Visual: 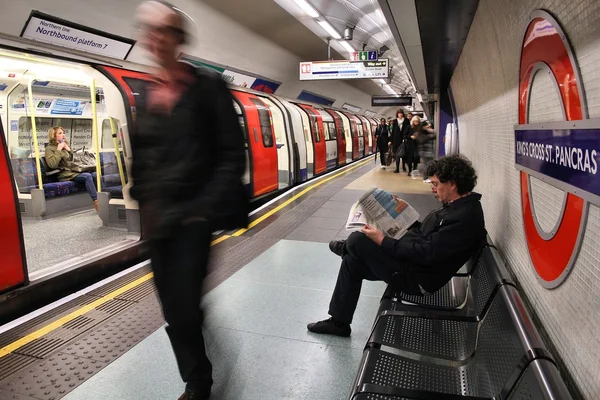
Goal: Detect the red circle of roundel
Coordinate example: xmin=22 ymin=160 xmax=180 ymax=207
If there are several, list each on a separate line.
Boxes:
xmin=518 ymin=15 xmax=586 ymax=284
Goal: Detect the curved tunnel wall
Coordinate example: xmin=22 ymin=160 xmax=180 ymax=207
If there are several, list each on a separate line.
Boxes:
xmin=450 ymin=0 xmax=600 ymax=398
xmin=0 ymin=0 xmax=379 ymax=113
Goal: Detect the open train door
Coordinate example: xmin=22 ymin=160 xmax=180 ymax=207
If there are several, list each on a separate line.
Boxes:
xmin=232 ymin=91 xmax=278 ymax=197
xmin=0 ymin=115 xmax=28 ymax=293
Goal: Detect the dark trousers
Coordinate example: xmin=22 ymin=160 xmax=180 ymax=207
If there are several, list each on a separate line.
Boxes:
xmin=396 ymin=157 xmax=411 ymax=174
xmin=150 ymin=222 xmax=213 ymax=392
xmin=328 ymin=232 xmax=420 ymax=325
xmin=379 ymin=148 xmax=387 ymax=166
xmin=73 ymin=172 xmax=98 ymax=201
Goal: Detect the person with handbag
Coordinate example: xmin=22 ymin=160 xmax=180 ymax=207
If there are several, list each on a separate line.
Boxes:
xmin=391 ymin=109 xmax=410 ymax=173
xmin=45 ymin=126 xmax=98 ymax=211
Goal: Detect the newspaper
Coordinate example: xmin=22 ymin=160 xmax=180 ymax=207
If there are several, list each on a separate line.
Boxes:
xmin=346 ymin=188 xmax=420 ymax=239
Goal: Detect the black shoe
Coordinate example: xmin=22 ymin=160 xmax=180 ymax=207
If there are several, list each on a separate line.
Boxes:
xmin=393 ymin=170 xmax=399 ymax=173
xmin=307 ymin=317 xmax=351 ymax=337
xmin=178 ymin=386 xmax=211 ymax=400
xmin=329 ymin=240 xmax=345 ymax=257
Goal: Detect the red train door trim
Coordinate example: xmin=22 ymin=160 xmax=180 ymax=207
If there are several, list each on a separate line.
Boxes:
xmin=0 ymin=118 xmax=28 ymax=293
xmin=232 ymin=91 xmax=278 ymax=197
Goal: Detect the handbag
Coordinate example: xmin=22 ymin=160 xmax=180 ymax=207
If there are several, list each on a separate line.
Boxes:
xmin=385 ymin=149 xmax=394 ymax=166
xmin=69 ymin=147 xmax=97 ymax=172
xmin=396 ymin=142 xmax=406 ymax=158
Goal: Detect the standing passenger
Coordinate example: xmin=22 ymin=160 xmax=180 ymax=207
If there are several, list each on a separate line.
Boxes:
xmin=391 ymin=109 xmax=409 ymax=173
xmin=375 ymin=118 xmax=389 ymax=169
xmin=132 ymin=2 xmax=249 ymax=399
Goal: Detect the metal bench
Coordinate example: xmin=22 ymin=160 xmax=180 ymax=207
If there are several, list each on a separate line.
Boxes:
xmin=373 ymin=246 xmax=513 ymax=342
xmin=349 ymin=285 xmax=572 ymax=399
xmin=367 ymin=247 xmax=514 ymax=362
xmin=350 ymin=359 xmax=571 ymax=400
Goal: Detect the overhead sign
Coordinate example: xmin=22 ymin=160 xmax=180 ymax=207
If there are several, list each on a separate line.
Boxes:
xmin=350 ymin=51 xmax=378 ymax=61
xmin=297 ymin=90 xmax=335 ymax=106
xmin=364 ymin=110 xmax=377 ymax=118
xmin=371 ymin=96 xmax=412 ymax=107
xmin=181 ymin=55 xmax=281 ymax=94
xmin=299 ymin=59 xmax=389 ymax=81
xmin=20 ymin=11 xmax=135 ymax=60
xmin=341 ymin=103 xmax=361 ymax=113
xmin=221 ymin=70 xmax=256 ymax=88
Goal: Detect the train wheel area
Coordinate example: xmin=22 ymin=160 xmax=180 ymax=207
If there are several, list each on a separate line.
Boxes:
xmin=0 ymin=159 xmax=439 ymax=400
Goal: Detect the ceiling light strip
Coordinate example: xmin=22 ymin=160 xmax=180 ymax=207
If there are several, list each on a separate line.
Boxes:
xmin=292 ymin=0 xmax=320 ymax=18
xmin=317 ymin=20 xmax=342 ymax=39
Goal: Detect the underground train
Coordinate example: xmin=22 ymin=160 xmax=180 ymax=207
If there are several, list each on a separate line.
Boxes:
xmin=0 ymin=44 xmax=382 ymax=322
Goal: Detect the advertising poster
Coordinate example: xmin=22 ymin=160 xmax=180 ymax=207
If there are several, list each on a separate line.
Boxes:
xmin=51 ymin=99 xmax=87 ymax=115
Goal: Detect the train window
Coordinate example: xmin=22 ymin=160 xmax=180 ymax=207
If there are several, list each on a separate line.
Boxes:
xmin=323 ymin=123 xmax=331 ymax=141
xmin=328 ymin=122 xmax=337 ymax=140
xmin=101 ymin=119 xmax=123 ymax=149
xmin=249 ymin=98 xmax=274 ymax=148
xmin=232 ymin=100 xmax=248 ymax=145
xmin=311 ymin=118 xmax=321 ymax=142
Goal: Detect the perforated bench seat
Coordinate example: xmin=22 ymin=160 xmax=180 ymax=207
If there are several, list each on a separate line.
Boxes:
xmin=356 ymin=285 xmax=544 ymax=398
xmin=350 ymin=359 xmax=570 ymax=400
xmin=376 ymin=247 xmax=511 ymax=322
xmin=369 ymin=314 xmax=477 ymax=361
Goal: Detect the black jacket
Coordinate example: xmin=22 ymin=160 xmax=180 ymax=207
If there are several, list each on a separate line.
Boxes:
xmin=129 ymin=66 xmax=250 ymax=237
xmin=391 ymin=118 xmax=410 ymax=152
xmin=375 ymin=125 xmax=389 ymax=151
xmin=381 ymin=193 xmax=487 ymax=293
xmin=403 ymin=125 xmax=419 ymax=163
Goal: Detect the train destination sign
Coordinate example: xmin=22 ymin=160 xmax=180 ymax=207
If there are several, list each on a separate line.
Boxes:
xmin=371 ymin=96 xmax=412 ymax=107
xmin=514 ymin=123 xmax=600 ymax=204
xmin=299 ymin=59 xmax=389 ymax=81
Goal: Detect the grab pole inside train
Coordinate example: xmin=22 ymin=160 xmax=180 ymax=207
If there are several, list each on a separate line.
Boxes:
xmin=109 ymin=117 xmax=126 ymax=188
xmin=89 ymin=78 xmax=102 ymax=191
xmin=26 ymin=78 xmax=43 ymax=191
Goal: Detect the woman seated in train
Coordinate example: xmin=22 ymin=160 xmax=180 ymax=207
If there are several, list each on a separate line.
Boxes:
xmin=45 ymin=126 xmax=99 ymax=212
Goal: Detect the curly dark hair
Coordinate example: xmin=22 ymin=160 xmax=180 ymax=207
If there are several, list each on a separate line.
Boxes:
xmin=426 ymin=154 xmax=478 ymax=194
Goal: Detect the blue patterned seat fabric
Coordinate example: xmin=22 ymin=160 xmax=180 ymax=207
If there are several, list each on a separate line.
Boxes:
xmin=10 ymin=151 xmax=127 ymax=199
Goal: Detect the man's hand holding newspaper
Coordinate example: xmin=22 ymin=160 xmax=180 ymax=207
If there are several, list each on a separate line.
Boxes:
xmin=361 ymin=224 xmax=385 ymax=245
xmin=346 ymin=188 xmax=420 ymax=241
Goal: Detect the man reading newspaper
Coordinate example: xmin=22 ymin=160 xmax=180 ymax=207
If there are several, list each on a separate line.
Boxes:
xmin=345 ymin=189 xmax=420 ymax=240
xmin=308 ymin=155 xmax=487 ymax=337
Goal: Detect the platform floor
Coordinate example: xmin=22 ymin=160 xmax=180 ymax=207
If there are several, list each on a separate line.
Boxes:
xmin=0 ymin=160 xmax=439 ymax=400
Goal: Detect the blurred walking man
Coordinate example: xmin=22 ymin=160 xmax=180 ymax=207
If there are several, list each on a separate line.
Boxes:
xmin=132 ymin=2 xmax=249 ymax=398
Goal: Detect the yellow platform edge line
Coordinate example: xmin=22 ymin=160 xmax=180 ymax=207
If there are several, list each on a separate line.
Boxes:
xmin=0 ymin=156 xmax=372 ymax=359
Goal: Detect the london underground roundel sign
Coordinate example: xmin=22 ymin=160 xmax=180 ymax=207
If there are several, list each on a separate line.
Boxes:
xmin=517 ymin=10 xmax=589 ymax=288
